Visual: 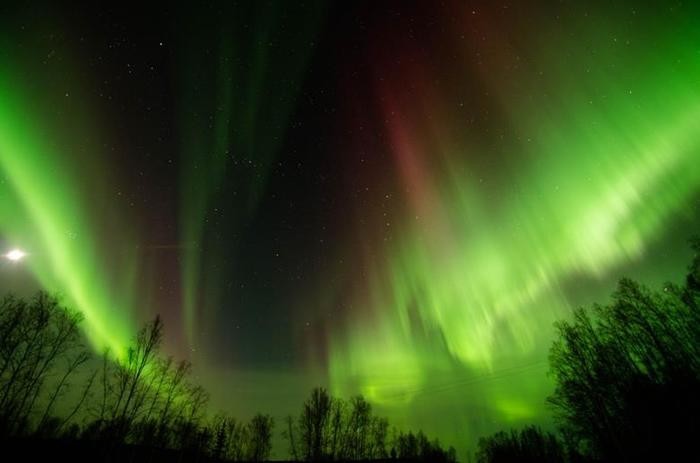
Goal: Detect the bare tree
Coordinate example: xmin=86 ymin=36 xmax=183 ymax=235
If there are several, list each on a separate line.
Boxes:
xmin=285 ymin=388 xmax=404 ymax=461
xmin=156 ymin=359 xmax=191 ymax=446
xmin=60 ymin=367 xmax=98 ymax=431
xmin=549 ymin=273 xmax=700 ymax=462
xmin=247 ymin=413 xmax=274 ymax=461
xmin=37 ymin=349 xmax=90 ymax=433
xmin=114 ymin=316 xmax=164 ymax=424
xmin=0 ymin=293 xmax=84 ymax=436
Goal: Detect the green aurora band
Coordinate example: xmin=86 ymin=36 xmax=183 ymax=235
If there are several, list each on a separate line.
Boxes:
xmin=178 ymin=2 xmax=324 ymax=347
xmin=327 ymin=2 xmax=700 ymax=452
xmin=0 ymin=61 xmax=135 ymax=358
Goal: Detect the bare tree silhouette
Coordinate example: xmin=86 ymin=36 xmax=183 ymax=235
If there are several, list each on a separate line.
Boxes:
xmin=475 ymin=426 xmax=566 ymax=463
xmin=0 ymin=293 xmax=86 ymax=437
xmin=285 ymin=387 xmax=454 ymax=461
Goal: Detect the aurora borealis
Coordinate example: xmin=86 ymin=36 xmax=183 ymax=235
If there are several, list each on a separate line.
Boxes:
xmin=1 ymin=1 xmax=699 ymax=459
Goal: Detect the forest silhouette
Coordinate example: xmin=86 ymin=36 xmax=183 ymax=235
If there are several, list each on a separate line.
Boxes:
xmin=0 ymin=292 xmax=455 ymax=462
xmin=476 ymin=239 xmax=700 ymax=463
xmin=1 ymin=239 xmax=699 ymax=462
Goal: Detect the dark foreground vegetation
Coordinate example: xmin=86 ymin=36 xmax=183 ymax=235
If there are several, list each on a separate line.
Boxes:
xmin=2 ymin=239 xmax=699 ymax=462
xmin=476 ymin=239 xmax=700 ymax=463
xmin=0 ymin=292 xmax=454 ymax=462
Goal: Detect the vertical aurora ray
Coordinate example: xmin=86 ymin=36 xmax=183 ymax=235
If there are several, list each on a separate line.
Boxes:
xmin=328 ymin=1 xmax=700 ymax=453
xmin=0 ymin=59 xmax=135 ymax=357
xmin=178 ymin=2 xmax=324 ymax=349
xmin=179 ymin=28 xmax=235 ymax=346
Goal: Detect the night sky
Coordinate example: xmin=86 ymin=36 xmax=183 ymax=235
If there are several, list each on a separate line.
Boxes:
xmin=1 ymin=1 xmax=700 ymax=458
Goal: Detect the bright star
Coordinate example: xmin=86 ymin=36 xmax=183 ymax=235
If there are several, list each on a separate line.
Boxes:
xmin=5 ymin=249 xmax=26 ymax=262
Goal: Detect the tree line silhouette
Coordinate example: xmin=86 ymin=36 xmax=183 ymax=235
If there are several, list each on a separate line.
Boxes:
xmin=475 ymin=239 xmax=700 ymax=463
xmin=283 ymin=387 xmax=456 ymax=462
xmin=0 ymin=294 xmax=275 ymax=461
xmin=3 ymin=238 xmax=699 ymax=462
xmin=0 ymin=292 xmax=455 ymax=461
